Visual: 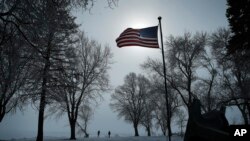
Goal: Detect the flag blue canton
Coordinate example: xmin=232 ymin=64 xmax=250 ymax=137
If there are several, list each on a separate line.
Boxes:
xmin=116 ymin=26 xmax=159 ymax=48
xmin=139 ymin=26 xmax=158 ymax=38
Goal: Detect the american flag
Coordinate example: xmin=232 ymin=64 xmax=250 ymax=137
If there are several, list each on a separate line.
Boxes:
xmin=116 ymin=26 xmax=159 ymax=48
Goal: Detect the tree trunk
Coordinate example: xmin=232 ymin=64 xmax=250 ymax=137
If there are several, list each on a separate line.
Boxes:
xmin=168 ymin=112 xmax=173 ymax=138
xmin=133 ymin=124 xmax=139 ymax=136
xmin=163 ymin=131 xmax=166 ymax=136
xmin=168 ymin=123 xmax=172 ymax=137
xmin=237 ymin=104 xmax=248 ymax=125
xmin=36 ymin=44 xmax=51 ymax=141
xmin=161 ymin=125 xmax=166 ymax=136
xmin=147 ymin=127 xmax=151 ymax=136
xmin=70 ymin=120 xmax=76 ymax=140
xmin=242 ymin=109 xmax=249 ymax=125
xmin=181 ymin=124 xmax=183 ymax=137
xmin=36 ymin=84 xmax=46 ymax=141
xmin=247 ymin=104 xmax=250 ymax=125
xmin=0 ymin=105 xmax=5 ymax=122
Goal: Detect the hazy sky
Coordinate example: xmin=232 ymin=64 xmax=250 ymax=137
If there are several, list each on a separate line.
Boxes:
xmin=0 ymin=0 xmax=238 ymax=139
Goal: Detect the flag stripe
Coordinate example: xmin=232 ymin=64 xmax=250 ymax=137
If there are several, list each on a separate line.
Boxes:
xmin=117 ymin=39 xmax=158 ymax=45
xmin=116 ymin=26 xmax=159 ymax=48
xmin=116 ymin=35 xmax=157 ymax=41
xmin=120 ymin=29 xmax=140 ymax=36
xmin=120 ymin=32 xmax=140 ymax=37
xmin=123 ymin=28 xmax=140 ymax=32
xmin=117 ymin=42 xmax=159 ymax=48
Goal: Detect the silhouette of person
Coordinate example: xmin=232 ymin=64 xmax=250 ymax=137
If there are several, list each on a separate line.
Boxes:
xmin=108 ymin=131 xmax=111 ymax=138
xmin=97 ymin=130 xmax=100 ymax=137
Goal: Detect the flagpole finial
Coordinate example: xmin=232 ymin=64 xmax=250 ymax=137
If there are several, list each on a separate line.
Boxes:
xmin=158 ymin=16 xmax=162 ymax=20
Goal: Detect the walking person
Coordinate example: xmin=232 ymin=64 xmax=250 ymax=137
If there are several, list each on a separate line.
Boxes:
xmin=97 ymin=130 xmax=100 ymax=137
xmin=108 ymin=131 xmax=111 ymax=138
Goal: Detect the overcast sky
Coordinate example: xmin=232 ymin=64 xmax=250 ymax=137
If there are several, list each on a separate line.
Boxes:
xmin=0 ymin=0 xmax=240 ymax=139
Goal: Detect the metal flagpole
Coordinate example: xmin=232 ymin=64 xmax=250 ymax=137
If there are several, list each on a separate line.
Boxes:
xmin=158 ymin=16 xmax=171 ymax=141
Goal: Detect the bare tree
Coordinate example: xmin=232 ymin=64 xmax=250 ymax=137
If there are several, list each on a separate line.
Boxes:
xmin=0 ymin=23 xmax=32 ymax=122
xmin=20 ymin=1 xmax=78 ymax=141
xmin=148 ymin=74 xmax=180 ymax=136
xmin=194 ymin=51 xmax=220 ymax=113
xmin=142 ymin=32 xmax=207 ymax=114
xmin=154 ymin=103 xmax=167 ymax=136
xmin=210 ymin=28 xmax=250 ymax=125
xmin=110 ymin=73 xmax=151 ymax=136
xmin=0 ymin=0 xmax=42 ymax=122
xmin=139 ymin=76 xmax=156 ymax=136
xmin=49 ymin=31 xmax=112 ymax=139
xmin=77 ymin=104 xmax=93 ymax=138
xmin=175 ymin=109 xmax=187 ymax=137
xmin=140 ymin=104 xmax=154 ymax=136
xmin=166 ymin=32 xmax=207 ymax=112
xmin=153 ymin=93 xmax=180 ymax=137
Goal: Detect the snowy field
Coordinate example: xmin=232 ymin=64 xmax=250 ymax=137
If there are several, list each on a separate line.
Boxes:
xmin=0 ymin=136 xmax=183 ymax=141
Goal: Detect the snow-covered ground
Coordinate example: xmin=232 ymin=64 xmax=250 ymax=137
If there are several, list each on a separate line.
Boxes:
xmin=82 ymin=136 xmax=183 ymax=141
xmin=1 ymin=136 xmax=183 ymax=141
